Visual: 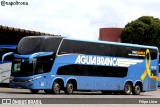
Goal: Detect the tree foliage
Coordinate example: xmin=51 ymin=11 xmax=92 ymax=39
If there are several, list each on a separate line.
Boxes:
xmin=121 ymin=16 xmax=160 ymax=48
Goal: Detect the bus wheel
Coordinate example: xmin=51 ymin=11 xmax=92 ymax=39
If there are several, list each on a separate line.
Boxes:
xmin=30 ymin=89 xmax=39 ymax=94
xmin=65 ymin=82 xmax=74 ymax=94
xmin=52 ymin=81 xmax=61 ymax=94
xmin=124 ymin=82 xmax=132 ymax=95
xmin=44 ymin=90 xmax=53 ymax=94
xmin=132 ymin=84 xmax=141 ymax=95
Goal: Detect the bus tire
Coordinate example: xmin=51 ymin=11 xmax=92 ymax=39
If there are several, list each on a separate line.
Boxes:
xmin=52 ymin=81 xmax=61 ymax=94
xmin=124 ymin=82 xmax=132 ymax=95
xmin=132 ymin=83 xmax=141 ymax=95
xmin=65 ymin=82 xmax=74 ymax=94
xmin=30 ymin=89 xmax=39 ymax=94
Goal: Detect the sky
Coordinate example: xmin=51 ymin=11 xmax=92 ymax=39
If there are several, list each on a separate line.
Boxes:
xmin=0 ymin=0 xmax=160 ymax=40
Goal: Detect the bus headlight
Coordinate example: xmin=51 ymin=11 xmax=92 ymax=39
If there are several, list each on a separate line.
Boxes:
xmin=26 ymin=76 xmax=42 ymax=82
xmin=27 ymin=78 xmax=34 ymax=82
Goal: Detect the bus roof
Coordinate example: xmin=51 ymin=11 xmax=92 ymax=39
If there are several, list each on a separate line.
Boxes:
xmin=18 ymin=36 xmax=158 ymax=50
xmin=22 ymin=35 xmax=63 ymax=39
xmin=65 ymin=37 xmax=158 ymax=50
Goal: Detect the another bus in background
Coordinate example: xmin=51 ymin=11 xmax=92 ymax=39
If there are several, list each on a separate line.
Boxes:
xmin=0 ymin=45 xmax=16 ymax=85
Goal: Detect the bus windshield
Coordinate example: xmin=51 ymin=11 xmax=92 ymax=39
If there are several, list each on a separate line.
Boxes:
xmin=17 ymin=36 xmax=63 ymax=55
xmin=12 ymin=59 xmax=34 ymax=77
xmin=11 ymin=36 xmax=63 ymax=77
xmin=12 ymin=55 xmax=55 ymax=77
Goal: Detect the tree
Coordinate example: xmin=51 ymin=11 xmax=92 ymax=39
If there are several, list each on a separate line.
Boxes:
xmin=121 ymin=16 xmax=160 ymax=48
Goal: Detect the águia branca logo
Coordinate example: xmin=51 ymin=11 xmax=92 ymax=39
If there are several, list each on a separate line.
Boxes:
xmin=75 ymin=55 xmax=143 ymax=67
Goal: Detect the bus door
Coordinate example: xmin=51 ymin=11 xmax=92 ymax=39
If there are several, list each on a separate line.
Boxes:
xmin=33 ymin=59 xmax=51 ymax=89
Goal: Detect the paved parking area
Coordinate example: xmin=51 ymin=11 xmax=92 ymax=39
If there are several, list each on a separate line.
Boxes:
xmin=0 ymin=87 xmax=159 ymax=106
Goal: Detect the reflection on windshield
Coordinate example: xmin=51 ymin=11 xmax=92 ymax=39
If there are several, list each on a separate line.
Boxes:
xmin=11 ymin=55 xmax=54 ymax=77
xmin=12 ymin=59 xmax=34 ymax=77
xmin=17 ymin=37 xmax=42 ymax=55
xmin=17 ymin=36 xmax=63 ymax=55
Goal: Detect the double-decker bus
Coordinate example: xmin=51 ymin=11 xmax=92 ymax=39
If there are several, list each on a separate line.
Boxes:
xmin=2 ymin=36 xmax=159 ymax=95
xmin=0 ymin=45 xmax=16 ymax=84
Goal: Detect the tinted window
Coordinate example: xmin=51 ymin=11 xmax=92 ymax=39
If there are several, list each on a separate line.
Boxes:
xmin=57 ymin=64 xmax=128 ymax=78
xmin=17 ymin=37 xmax=43 ymax=54
xmin=34 ymin=55 xmax=54 ymax=74
xmin=17 ymin=36 xmax=62 ymax=54
xmin=11 ymin=55 xmax=54 ymax=77
xmin=59 ymin=39 xmax=157 ymax=60
xmin=40 ymin=37 xmax=62 ymax=52
xmin=59 ymin=40 xmax=105 ymax=55
xmin=11 ymin=59 xmax=34 ymax=77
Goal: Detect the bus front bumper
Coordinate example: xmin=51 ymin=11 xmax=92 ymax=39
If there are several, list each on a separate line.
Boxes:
xmin=10 ymin=76 xmax=51 ymax=89
xmin=10 ymin=81 xmax=35 ymax=89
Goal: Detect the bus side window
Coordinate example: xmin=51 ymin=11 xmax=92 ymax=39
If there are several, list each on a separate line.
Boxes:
xmin=57 ymin=65 xmax=67 ymax=75
xmin=80 ymin=65 xmax=88 ymax=76
xmin=88 ymin=66 xmax=98 ymax=76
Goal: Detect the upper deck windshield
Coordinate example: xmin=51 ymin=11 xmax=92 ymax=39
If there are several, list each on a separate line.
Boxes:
xmin=17 ymin=36 xmax=63 ymax=55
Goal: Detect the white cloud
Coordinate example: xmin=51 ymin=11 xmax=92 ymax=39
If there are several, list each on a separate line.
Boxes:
xmin=0 ymin=0 xmax=160 ymax=40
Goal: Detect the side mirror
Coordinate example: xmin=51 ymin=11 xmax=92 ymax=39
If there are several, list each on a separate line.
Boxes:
xmin=2 ymin=52 xmax=14 ymax=63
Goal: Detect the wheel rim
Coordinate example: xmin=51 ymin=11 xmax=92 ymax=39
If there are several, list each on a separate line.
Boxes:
xmin=54 ymin=83 xmax=60 ymax=94
xmin=125 ymin=84 xmax=131 ymax=94
xmin=67 ymin=83 xmax=73 ymax=94
xmin=135 ymin=85 xmax=140 ymax=94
